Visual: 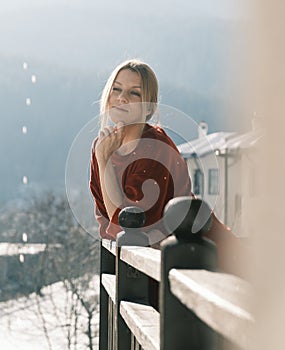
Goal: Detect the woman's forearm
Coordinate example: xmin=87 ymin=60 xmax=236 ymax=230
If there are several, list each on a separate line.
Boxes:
xmin=95 ymin=122 xmax=126 ymax=220
xmin=98 ymin=159 xmax=123 ymax=220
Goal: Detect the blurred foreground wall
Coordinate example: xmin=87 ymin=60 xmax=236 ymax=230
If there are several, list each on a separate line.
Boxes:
xmin=248 ymin=1 xmax=285 ymax=349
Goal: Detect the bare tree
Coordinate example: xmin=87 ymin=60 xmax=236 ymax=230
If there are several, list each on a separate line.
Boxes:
xmin=1 ymin=191 xmax=100 ymax=349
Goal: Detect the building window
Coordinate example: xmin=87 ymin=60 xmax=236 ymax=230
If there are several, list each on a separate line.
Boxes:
xmin=208 ymin=169 xmax=219 ymax=195
xmin=194 ymin=169 xmax=204 ymax=195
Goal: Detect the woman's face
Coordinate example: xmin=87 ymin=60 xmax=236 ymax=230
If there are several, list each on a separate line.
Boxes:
xmin=107 ymin=69 xmax=145 ymax=125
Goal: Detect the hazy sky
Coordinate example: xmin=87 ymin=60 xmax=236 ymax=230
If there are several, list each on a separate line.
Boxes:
xmin=0 ymin=0 xmax=249 ymax=19
xmin=0 ymin=0 xmax=252 ymax=202
xmin=0 ymin=0 xmax=250 ymax=73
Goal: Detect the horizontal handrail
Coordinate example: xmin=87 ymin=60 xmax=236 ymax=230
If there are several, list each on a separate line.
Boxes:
xmin=99 ymin=199 xmax=253 ymax=350
xmin=101 ymin=241 xmax=254 ymax=349
xmin=120 ymin=301 xmax=160 ymax=350
xmin=101 ymin=273 xmax=116 ymax=304
xmin=169 ymin=269 xmax=254 ymax=349
xmin=120 ymin=246 xmax=161 ymax=281
xmin=102 ymin=239 xmax=116 ymax=256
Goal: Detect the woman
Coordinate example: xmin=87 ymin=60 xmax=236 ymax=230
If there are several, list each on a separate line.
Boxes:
xmin=90 ymin=59 xmax=192 ymax=243
xmin=90 ymin=59 xmax=242 ymax=274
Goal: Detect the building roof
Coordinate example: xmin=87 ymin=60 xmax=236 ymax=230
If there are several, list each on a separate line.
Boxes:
xmin=178 ymin=130 xmax=262 ymax=158
xmin=178 ymin=132 xmax=236 ymax=158
xmin=218 ymin=130 xmax=263 ymax=154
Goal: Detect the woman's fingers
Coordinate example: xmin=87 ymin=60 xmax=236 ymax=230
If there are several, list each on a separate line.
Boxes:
xmin=102 ymin=127 xmax=111 ymax=136
xmin=98 ymin=130 xmax=105 ymax=139
xmin=95 ymin=123 xmax=125 ymax=160
xmin=99 ymin=125 xmax=116 ymax=138
xmin=99 ymin=122 xmax=124 ymax=134
xmin=102 ymin=123 xmax=125 ymax=144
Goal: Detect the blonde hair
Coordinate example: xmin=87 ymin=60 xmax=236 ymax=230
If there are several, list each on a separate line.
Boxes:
xmin=100 ymin=59 xmax=158 ymax=129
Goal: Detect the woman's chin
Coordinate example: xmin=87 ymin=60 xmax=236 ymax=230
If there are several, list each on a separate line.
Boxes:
xmin=110 ymin=115 xmax=145 ymax=126
xmin=109 ymin=110 xmax=126 ymax=124
xmin=110 ymin=116 xmax=121 ymax=124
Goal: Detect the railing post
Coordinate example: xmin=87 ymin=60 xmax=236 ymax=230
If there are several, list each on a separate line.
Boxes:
xmin=99 ymin=240 xmax=116 ymax=350
xmin=160 ymin=197 xmax=218 ymax=350
xmin=115 ymin=207 xmax=150 ymax=350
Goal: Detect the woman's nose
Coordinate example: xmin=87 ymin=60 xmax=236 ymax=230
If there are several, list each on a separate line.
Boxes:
xmin=118 ymin=91 xmax=128 ymax=103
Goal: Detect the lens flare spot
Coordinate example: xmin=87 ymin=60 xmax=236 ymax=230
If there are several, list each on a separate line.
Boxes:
xmin=26 ymin=98 xmax=31 ymax=106
xmin=22 ymin=176 xmax=28 ymax=185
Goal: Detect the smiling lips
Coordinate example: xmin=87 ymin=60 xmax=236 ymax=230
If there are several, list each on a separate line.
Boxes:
xmin=113 ymin=105 xmax=129 ymax=112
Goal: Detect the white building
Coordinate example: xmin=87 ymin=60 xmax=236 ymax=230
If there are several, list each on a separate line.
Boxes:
xmin=178 ymin=124 xmax=262 ymax=236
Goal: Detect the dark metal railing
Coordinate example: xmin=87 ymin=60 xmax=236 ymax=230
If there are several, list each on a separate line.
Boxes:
xmin=99 ymin=197 xmax=253 ymax=350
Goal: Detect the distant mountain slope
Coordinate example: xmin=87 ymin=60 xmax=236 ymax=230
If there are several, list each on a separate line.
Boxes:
xmin=0 ymin=4 xmax=250 ymax=202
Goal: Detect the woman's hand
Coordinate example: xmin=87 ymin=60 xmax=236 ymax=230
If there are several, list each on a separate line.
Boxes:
xmin=95 ymin=122 xmax=125 ymax=163
xmin=94 ymin=122 xmax=125 ymax=220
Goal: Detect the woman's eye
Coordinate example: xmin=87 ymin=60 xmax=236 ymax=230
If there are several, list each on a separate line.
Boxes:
xmin=112 ymin=87 xmax=120 ymax=92
xmin=131 ymin=91 xmax=141 ymax=97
